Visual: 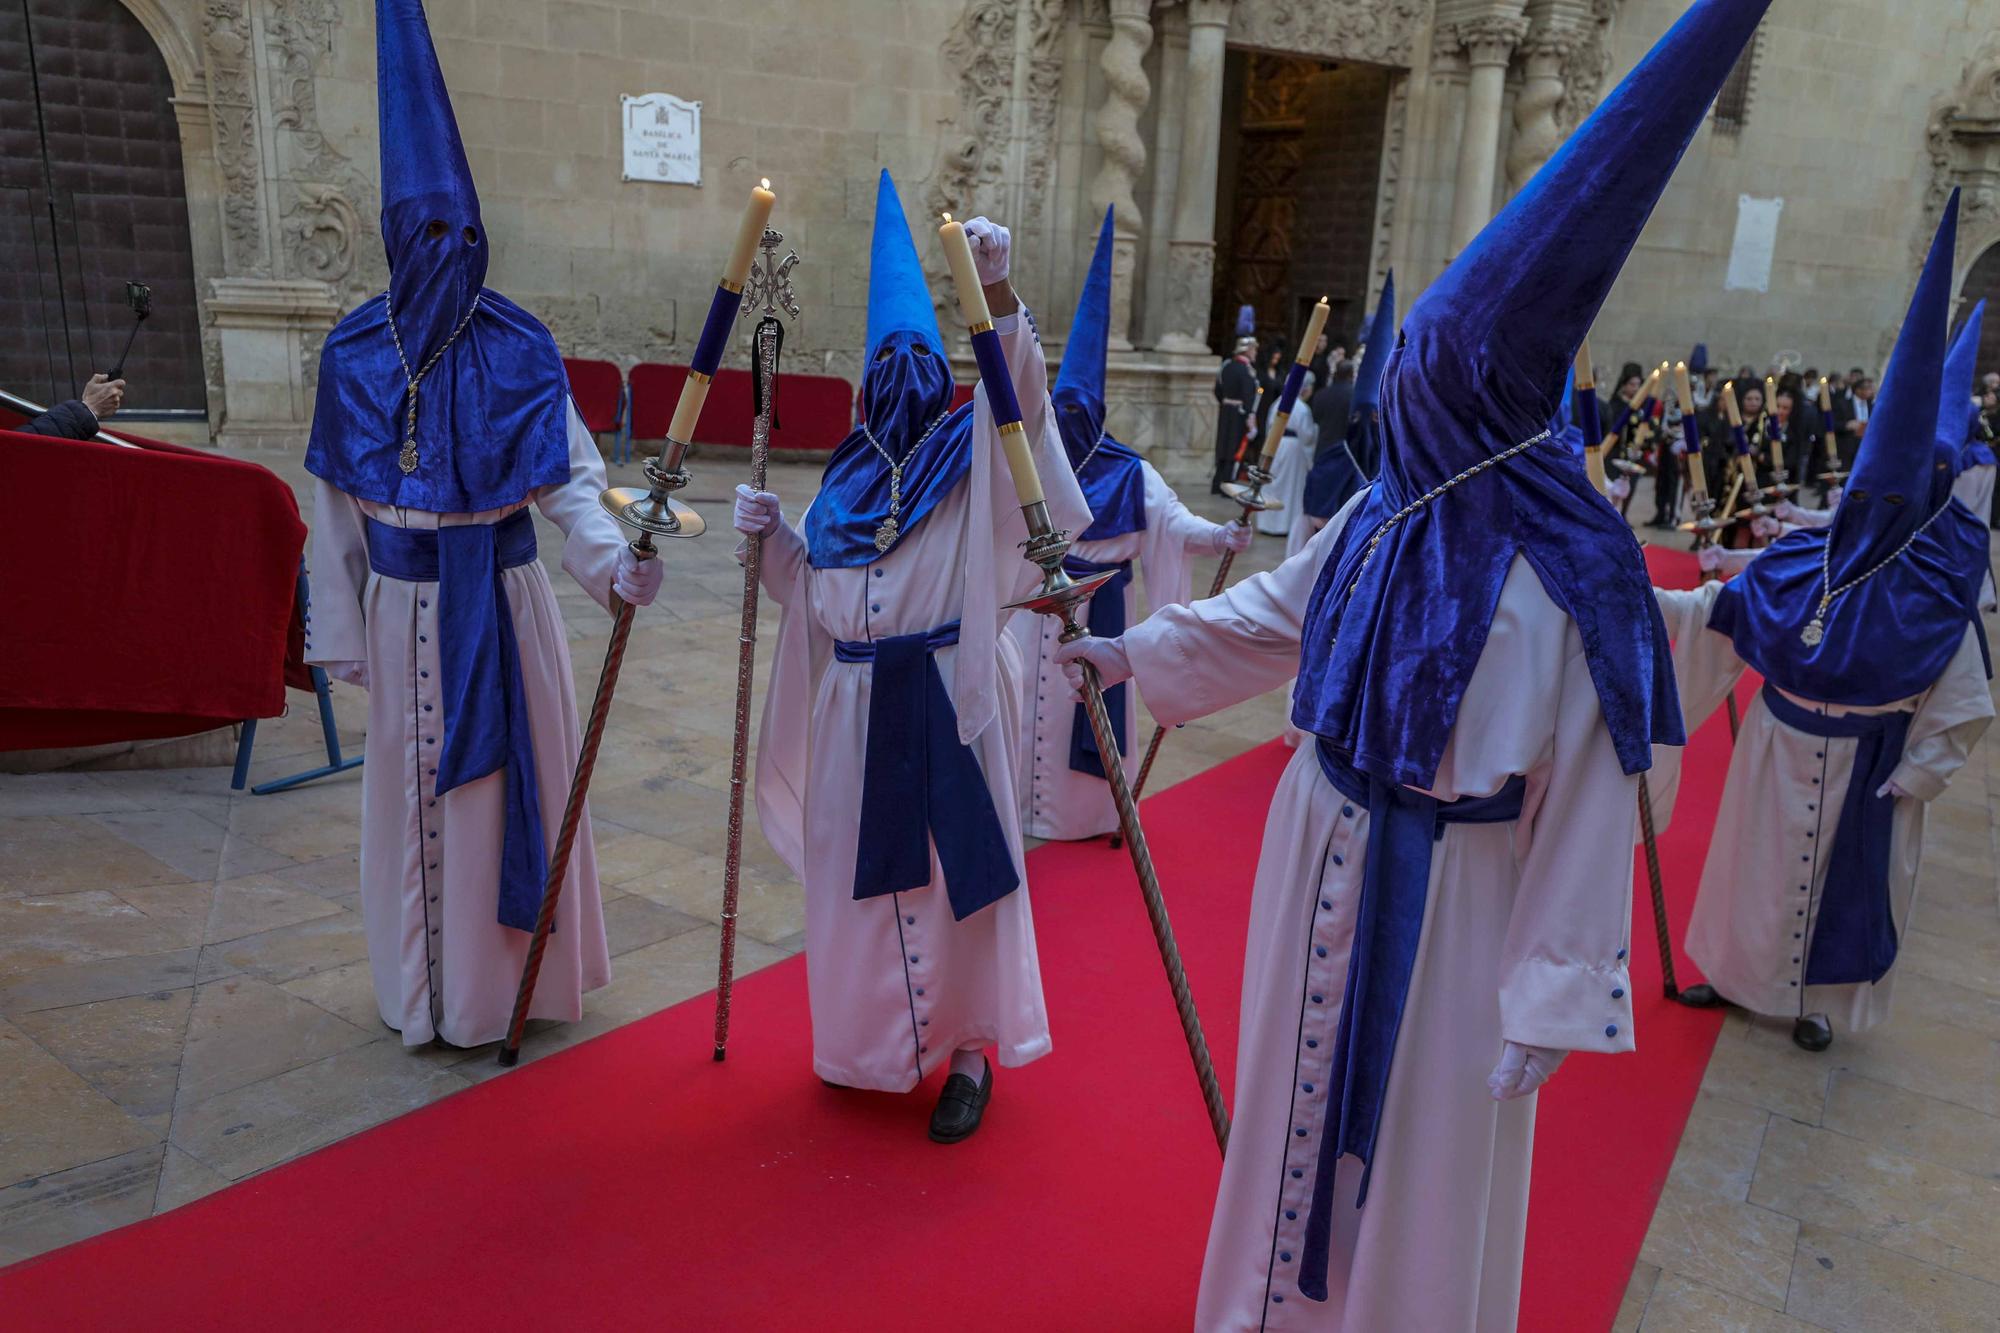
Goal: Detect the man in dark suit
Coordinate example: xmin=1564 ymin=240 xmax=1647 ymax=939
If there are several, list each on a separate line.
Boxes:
xmin=1213 ymin=337 xmax=1261 ymax=493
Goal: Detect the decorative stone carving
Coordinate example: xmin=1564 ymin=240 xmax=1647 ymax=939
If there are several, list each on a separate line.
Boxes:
xmin=928 ymin=2 xmax=1016 ymax=224
xmin=1924 ymin=35 xmax=2000 ymax=270
xmin=1089 ymin=0 xmax=1154 ymax=349
xmin=204 ymin=0 xmax=268 ymax=277
xmin=281 ymin=182 xmax=361 ymax=284
xmin=1557 ymin=0 xmax=1621 ymax=133
xmin=1229 ymin=0 xmax=1424 ymax=68
xmin=265 ymin=0 xmax=374 ymax=296
xmin=1019 ymin=0 xmax=1068 ymax=207
xmin=1507 ymin=27 xmax=1581 ymax=190
xmin=1451 ymin=14 xmax=1530 ymax=69
xmin=1372 ymin=74 xmax=1409 ymax=301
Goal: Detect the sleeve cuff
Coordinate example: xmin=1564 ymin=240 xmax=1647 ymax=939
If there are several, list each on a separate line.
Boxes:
xmin=1886 ymin=760 xmax=1947 ymax=802
xmin=1500 ymin=956 xmax=1636 ymax=1055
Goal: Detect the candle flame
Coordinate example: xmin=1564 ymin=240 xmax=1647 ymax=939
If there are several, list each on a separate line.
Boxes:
xmin=760 ymin=177 xmax=770 ymax=189
xmin=1676 ymin=360 xmax=1687 ymax=371
xmin=941 ymin=211 xmax=954 ymax=222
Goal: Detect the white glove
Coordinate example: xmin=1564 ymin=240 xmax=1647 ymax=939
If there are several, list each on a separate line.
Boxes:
xmin=1054 ymin=636 xmax=1132 ymax=701
xmin=1751 ymin=515 xmax=1781 ymax=540
xmin=1875 ymin=779 xmax=1912 ymax=800
xmin=1671 ymin=440 xmax=1688 ymax=457
xmin=613 ymin=544 xmax=662 ymax=608
xmin=322 ymin=661 xmax=369 ymax=690
xmin=1609 ymin=477 xmax=1631 ymax=502
xmin=733 ymin=484 xmax=782 ymax=539
xmin=1697 ymin=545 xmax=1724 ymax=573
xmin=1487 ymin=1042 xmax=1566 ymax=1101
xmin=1827 ymin=485 xmax=1844 ymax=509
xmin=961 ymin=216 xmax=1011 ymax=286
xmin=1213 ymin=520 xmax=1253 ymax=555
xmin=1772 ymin=500 xmax=1801 ymax=523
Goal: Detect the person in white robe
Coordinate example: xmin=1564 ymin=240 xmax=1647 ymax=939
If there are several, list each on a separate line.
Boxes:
xmin=1057 ymin=2 xmax=1761 ymax=1319
xmin=1254 ymin=372 xmax=1317 ymax=539
xmin=302 ymin=0 xmax=658 ymax=1048
xmin=1011 ymin=208 xmax=1248 ymax=842
xmin=735 ymin=173 xmax=1089 ymax=1142
xmin=1653 ymin=196 xmax=1994 ymax=1052
xmin=1943 ymin=301 xmax=1997 ymax=609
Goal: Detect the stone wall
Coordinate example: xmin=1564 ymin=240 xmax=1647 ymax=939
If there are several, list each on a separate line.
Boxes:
xmin=1544 ymin=0 xmax=1996 ymax=378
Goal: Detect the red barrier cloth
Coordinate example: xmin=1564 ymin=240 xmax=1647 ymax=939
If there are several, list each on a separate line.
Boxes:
xmin=561 ymin=358 xmax=623 ymax=435
xmin=0 ymin=429 xmax=307 ymax=749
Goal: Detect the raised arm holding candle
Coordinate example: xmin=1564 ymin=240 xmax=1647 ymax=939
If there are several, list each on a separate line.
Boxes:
xmin=502 ymin=177 xmax=776 ymax=1061
xmin=937 ymin=196 xmax=1231 ymax=1155
xmin=735 ymin=170 xmax=1088 ymax=1145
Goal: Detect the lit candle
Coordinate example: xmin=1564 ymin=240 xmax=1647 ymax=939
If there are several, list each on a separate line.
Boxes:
xmin=937 ymin=212 xmax=1042 ymax=506
xmin=1764 ymin=375 xmax=1783 ymax=471
xmin=1263 ymin=297 xmax=1331 ymax=469
xmin=1573 ymin=343 xmax=1596 ymax=392
xmin=1676 ymin=359 xmax=1707 ymax=500
xmin=1720 ymin=381 xmax=1742 ymax=429
xmin=668 ymin=178 xmax=777 ymax=448
xmin=724 ymin=178 xmax=777 ymax=292
xmin=1820 ymin=376 xmax=1839 ymax=466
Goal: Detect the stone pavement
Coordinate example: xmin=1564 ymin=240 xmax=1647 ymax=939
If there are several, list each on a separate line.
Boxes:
xmin=2 ymin=458 xmax=1997 ymax=1332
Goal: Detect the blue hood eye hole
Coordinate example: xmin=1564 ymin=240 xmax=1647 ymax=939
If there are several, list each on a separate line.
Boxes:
xmin=1884 ymin=494 xmax=1907 ymax=505
xmin=425 ymin=219 xmax=448 ymax=240
xmin=462 ymin=226 xmax=478 ymax=246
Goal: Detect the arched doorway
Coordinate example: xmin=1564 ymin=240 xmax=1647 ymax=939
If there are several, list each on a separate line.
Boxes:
xmin=0 ymin=0 xmax=206 ymax=415
xmin=1963 ymin=243 xmax=2000 ymax=386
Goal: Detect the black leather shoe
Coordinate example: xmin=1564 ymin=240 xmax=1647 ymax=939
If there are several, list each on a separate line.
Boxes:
xmin=1792 ymin=1014 xmax=1833 ymax=1052
xmin=928 ymin=1060 xmax=992 ymax=1144
xmin=1676 ymin=983 xmax=1728 ymax=1009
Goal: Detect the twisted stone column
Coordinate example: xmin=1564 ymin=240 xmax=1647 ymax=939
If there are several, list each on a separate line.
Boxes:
xmin=1447 ymin=14 xmax=1528 ymax=257
xmin=1089 ymin=0 xmax=1156 ymax=351
xmin=1157 ymin=0 xmax=1234 ymax=354
xmin=1507 ymin=26 xmax=1581 ymax=191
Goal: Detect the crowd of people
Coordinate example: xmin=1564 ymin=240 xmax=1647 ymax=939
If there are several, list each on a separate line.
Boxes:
xmin=270 ymin=0 xmax=1994 ymax=1328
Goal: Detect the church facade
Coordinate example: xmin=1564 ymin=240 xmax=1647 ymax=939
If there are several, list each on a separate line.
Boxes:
xmin=9 ymin=0 xmax=1999 ymax=471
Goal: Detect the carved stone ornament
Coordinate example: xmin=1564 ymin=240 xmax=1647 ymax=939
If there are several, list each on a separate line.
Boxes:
xmin=1229 ymin=0 xmax=1425 ymax=68
xmin=1451 ymin=14 xmax=1530 ymax=67
xmin=204 ymin=0 xmax=267 ymax=277
xmin=1925 ymin=34 xmax=2000 ymax=234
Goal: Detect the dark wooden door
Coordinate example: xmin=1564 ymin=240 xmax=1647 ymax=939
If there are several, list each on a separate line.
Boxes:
xmin=0 ymin=0 xmax=206 ymax=415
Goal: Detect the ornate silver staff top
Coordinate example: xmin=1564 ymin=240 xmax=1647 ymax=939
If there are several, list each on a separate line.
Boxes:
xmin=742 ymin=227 xmax=801 ymax=322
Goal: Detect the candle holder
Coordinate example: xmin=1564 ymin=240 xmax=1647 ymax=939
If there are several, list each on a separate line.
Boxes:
xmin=1006 ymin=501 xmax=1118 ymax=628
xmin=1218 ymin=465 xmax=1282 ymax=516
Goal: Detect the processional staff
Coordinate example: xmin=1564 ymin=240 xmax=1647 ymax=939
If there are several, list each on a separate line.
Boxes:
xmin=499 ymin=178 xmax=776 ymax=1067
xmin=1119 ymin=296 xmax=1333 ymax=821
xmin=712 ymin=225 xmax=800 ymax=1062
xmin=936 ymin=212 xmax=1230 ymax=1154
xmin=1570 ymin=338 xmax=1680 ymax=996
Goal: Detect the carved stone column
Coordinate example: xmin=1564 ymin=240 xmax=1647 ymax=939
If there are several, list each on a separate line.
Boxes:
xmin=1446 ymin=15 xmax=1527 ymax=257
xmin=1088 ymin=0 xmax=1155 ymax=352
xmin=1156 ymin=0 xmax=1234 ymax=354
xmin=1508 ymin=2 xmax=1590 ymax=192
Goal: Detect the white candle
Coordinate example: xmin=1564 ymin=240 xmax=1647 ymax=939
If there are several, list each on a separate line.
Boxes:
xmin=1676 ymin=360 xmax=1707 ymax=500
xmin=1265 ymin=297 xmax=1331 ymax=468
xmin=668 ymin=375 xmax=710 ymax=447
xmin=938 ymin=212 xmax=1042 ymax=506
xmin=723 ymin=178 xmax=776 ymax=292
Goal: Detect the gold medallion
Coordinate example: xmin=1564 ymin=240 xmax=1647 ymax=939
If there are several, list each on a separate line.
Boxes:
xmin=874 ymin=517 xmax=898 ymax=552
xmin=398 ymin=440 xmax=420 ymax=475
xmin=1800 ymin=618 xmax=1824 ymax=647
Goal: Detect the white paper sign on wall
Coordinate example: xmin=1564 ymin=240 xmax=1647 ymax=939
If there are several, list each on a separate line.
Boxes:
xmin=622 ymin=93 xmax=701 ymax=186
xmin=1725 ymin=195 xmax=1784 ymax=294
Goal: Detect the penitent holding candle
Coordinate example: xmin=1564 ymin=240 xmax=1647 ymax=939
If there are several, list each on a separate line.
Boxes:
xmin=938 ymin=211 xmax=1042 ymax=506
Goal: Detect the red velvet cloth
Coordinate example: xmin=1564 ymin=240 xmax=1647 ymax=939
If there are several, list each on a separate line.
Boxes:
xmin=0 ymin=428 xmax=307 ymax=749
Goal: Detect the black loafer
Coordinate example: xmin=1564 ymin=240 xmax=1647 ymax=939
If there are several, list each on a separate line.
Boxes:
xmin=1792 ymin=1014 xmax=1833 ymax=1052
xmin=1676 ymin=983 xmax=1729 ymax=1009
xmin=928 ymin=1060 xmax=993 ymax=1144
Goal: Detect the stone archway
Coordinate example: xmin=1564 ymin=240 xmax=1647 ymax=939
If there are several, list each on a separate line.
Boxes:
xmin=1959 ymin=243 xmax=2000 ymax=379
xmin=2 ymin=0 xmax=208 ymax=412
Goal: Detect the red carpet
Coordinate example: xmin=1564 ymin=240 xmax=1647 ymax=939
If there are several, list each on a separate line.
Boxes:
xmin=2 ymin=549 xmax=1736 ymax=1330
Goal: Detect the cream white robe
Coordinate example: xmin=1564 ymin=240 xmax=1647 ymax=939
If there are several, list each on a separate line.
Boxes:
xmin=1010 ymin=460 xmax=1218 ymax=840
xmin=1124 ymin=497 xmax=1642 ymax=1332
xmin=306 ymin=405 xmax=623 ymax=1046
xmin=1255 ymin=399 xmax=1316 ymax=538
xmin=1650 ymin=581 xmax=1991 ymax=1030
xmin=1951 ymin=464 xmax=1996 ymax=608
xmin=752 ymin=311 xmax=1091 ymax=1092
